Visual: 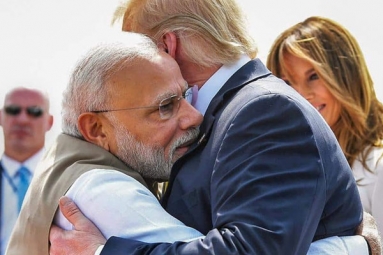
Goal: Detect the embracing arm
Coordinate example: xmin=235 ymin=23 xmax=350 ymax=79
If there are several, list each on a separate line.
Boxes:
xmin=50 ymin=169 xmax=202 ymax=255
xmin=100 ymin=92 xmax=359 ymax=254
xmin=50 ymin=197 xmax=106 ymax=255
xmin=54 ymin=169 xmax=202 ymax=242
xmin=50 ymin=199 xmax=378 ymax=255
xmin=50 ymin=92 xmax=364 ymax=254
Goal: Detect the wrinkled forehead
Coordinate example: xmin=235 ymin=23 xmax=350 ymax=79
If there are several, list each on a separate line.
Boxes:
xmin=106 ymin=54 xmax=186 ymax=105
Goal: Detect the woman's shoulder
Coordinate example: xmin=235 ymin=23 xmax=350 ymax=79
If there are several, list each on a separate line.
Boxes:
xmin=353 ymin=146 xmax=383 ymax=177
xmin=362 ymin=145 xmax=383 ymax=174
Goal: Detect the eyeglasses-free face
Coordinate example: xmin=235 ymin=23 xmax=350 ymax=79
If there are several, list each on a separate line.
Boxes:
xmin=281 ymin=53 xmax=341 ymax=128
xmin=91 ymin=85 xmax=198 ymax=120
xmin=4 ymin=105 xmax=44 ymax=118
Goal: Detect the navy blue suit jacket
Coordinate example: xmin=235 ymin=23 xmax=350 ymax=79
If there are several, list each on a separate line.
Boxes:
xmin=102 ymin=59 xmax=363 ymax=254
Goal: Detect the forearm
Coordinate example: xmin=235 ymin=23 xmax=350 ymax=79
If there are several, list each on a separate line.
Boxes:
xmin=101 ymin=228 xmax=256 ymax=255
xmin=61 ymin=170 xmax=203 ymax=242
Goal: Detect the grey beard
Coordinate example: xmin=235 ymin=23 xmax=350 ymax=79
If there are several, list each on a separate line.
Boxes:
xmin=114 ymin=124 xmax=199 ymax=181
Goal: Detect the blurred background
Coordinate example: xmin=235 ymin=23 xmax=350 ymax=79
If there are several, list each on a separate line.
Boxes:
xmin=0 ymin=0 xmax=382 ymax=151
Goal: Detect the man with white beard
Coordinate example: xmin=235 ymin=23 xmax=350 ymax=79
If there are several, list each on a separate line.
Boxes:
xmin=5 ymin=32 xmax=204 ymax=255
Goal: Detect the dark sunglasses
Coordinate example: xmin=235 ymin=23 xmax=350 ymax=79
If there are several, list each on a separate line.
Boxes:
xmin=4 ymin=105 xmax=44 ymax=118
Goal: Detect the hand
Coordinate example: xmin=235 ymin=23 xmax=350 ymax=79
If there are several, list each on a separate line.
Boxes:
xmin=49 ymin=196 xmax=106 ymax=255
xmin=356 ymin=211 xmax=382 ymax=255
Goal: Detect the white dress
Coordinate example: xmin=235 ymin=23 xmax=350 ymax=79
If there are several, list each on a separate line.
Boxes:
xmin=352 ymin=146 xmax=383 ymax=242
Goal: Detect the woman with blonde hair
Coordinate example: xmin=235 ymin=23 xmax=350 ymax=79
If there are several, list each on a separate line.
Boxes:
xmin=267 ymin=16 xmax=383 ymax=239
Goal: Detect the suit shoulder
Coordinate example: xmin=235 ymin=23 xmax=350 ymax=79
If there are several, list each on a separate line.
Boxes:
xmin=245 ymin=74 xmax=301 ymax=98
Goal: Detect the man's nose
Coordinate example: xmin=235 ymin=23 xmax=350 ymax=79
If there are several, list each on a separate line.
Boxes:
xmin=14 ymin=110 xmax=32 ymax=122
xmin=178 ymin=99 xmax=203 ymax=130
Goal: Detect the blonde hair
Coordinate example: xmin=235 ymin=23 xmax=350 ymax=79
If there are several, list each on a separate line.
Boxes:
xmin=267 ymin=16 xmax=383 ymax=171
xmin=113 ymin=0 xmax=257 ymax=67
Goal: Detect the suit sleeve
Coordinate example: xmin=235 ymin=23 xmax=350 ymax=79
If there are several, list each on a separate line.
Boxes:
xmin=55 ymin=169 xmax=203 ymax=243
xmin=101 ymin=92 xmax=352 ymax=254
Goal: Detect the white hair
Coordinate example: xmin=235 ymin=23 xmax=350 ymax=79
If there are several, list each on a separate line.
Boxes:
xmin=61 ymin=32 xmax=159 ymax=138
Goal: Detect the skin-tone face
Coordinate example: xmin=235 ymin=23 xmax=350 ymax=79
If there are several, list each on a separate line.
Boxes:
xmin=96 ymin=51 xmax=203 ymax=180
xmin=0 ymin=88 xmax=53 ymax=162
xmin=281 ymin=53 xmax=341 ymax=128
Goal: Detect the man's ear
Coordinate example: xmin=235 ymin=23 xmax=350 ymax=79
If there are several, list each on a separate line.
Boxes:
xmin=46 ymin=114 xmax=54 ymax=131
xmin=77 ymin=113 xmax=110 ymax=150
xmin=158 ymin=32 xmax=178 ymax=58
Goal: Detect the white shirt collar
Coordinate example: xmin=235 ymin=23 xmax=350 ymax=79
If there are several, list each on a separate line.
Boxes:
xmin=1 ymin=149 xmax=44 ymax=177
xmin=194 ymin=54 xmax=251 ymax=115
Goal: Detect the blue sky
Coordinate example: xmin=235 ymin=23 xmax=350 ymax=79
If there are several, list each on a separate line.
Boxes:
xmin=0 ymin=0 xmax=382 ymax=150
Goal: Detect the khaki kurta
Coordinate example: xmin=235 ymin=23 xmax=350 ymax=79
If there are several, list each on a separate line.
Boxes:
xmin=6 ymin=133 xmax=157 ymax=255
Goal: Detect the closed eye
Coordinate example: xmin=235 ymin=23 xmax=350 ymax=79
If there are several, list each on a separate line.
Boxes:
xmin=159 ymin=95 xmax=178 ymax=117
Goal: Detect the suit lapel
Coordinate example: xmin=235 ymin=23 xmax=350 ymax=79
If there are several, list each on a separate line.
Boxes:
xmin=162 ymin=59 xmax=271 ymax=205
xmin=199 ymin=58 xmax=271 ymax=139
